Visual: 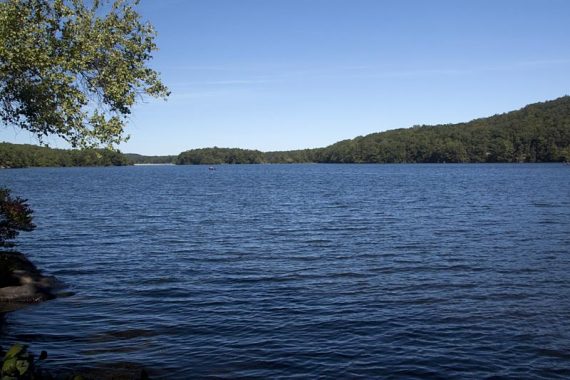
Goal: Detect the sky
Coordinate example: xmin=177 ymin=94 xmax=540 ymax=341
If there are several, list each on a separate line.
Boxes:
xmin=2 ymin=0 xmax=570 ymax=155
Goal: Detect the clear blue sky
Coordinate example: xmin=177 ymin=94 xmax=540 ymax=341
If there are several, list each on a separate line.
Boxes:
xmin=2 ymin=0 xmax=570 ymax=155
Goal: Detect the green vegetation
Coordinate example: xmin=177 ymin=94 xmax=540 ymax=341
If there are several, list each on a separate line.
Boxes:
xmin=264 ymin=149 xmax=323 ymax=164
xmin=0 ymin=0 xmax=169 ymax=149
xmin=0 ymin=2 xmax=162 ymax=375
xmin=176 ymin=96 xmax=570 ymax=164
xmin=0 ymin=188 xmax=34 ymax=248
xmin=0 ymin=143 xmax=129 ymax=168
xmin=0 ymin=344 xmax=49 ymax=380
xmin=125 ymin=153 xmax=176 ymax=165
xmin=0 ymin=187 xmax=37 ymax=289
xmin=177 ymin=147 xmax=265 ymax=165
xmin=0 ymin=344 xmax=149 ymax=380
xmin=176 ymin=147 xmax=322 ymax=165
xmin=5 ymin=96 xmax=570 ymax=166
xmin=316 ymin=96 xmax=570 ymax=163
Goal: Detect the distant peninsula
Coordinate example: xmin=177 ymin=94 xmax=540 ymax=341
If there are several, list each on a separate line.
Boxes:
xmin=2 ymin=96 xmax=569 ymax=168
xmin=0 ymin=143 xmax=129 ymax=168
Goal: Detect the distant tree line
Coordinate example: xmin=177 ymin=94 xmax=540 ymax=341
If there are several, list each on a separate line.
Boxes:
xmin=3 ymin=96 xmax=570 ymax=167
xmin=124 ymin=153 xmax=176 ymax=164
xmin=316 ymin=96 xmax=570 ymax=163
xmin=0 ymin=143 xmax=129 ymax=168
xmin=176 ymin=96 xmax=570 ymax=164
xmin=177 ymin=147 xmax=266 ymax=165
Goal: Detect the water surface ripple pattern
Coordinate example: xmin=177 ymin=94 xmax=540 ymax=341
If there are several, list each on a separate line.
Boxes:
xmin=1 ymin=164 xmax=570 ymax=379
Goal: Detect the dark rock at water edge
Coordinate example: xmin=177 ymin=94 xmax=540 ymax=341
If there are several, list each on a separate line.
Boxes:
xmin=0 ymin=251 xmax=56 ymax=312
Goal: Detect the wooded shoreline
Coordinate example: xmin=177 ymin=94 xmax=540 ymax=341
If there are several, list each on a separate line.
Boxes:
xmin=3 ymin=96 xmax=570 ymax=168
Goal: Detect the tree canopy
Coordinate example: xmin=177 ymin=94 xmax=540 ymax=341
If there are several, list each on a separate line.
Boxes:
xmin=0 ymin=0 xmax=169 ymax=148
xmin=0 ymin=187 xmax=34 ymax=247
xmin=314 ymin=96 xmax=570 ymax=164
xmin=177 ymin=147 xmax=265 ymax=165
xmin=175 ymin=96 xmax=570 ymax=165
xmin=0 ymin=142 xmax=130 ymax=167
xmin=5 ymin=96 xmax=569 ymax=167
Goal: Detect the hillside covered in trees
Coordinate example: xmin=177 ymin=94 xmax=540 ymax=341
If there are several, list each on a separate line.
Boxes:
xmin=177 ymin=96 xmax=570 ymax=164
xmin=177 ymin=148 xmax=266 ymax=165
xmin=0 ymin=143 xmax=129 ymax=168
xmin=124 ymin=153 xmax=176 ymax=165
xmin=3 ymin=96 xmax=570 ymax=167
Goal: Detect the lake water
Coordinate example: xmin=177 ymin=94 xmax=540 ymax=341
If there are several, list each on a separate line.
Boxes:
xmin=1 ymin=164 xmax=569 ymax=379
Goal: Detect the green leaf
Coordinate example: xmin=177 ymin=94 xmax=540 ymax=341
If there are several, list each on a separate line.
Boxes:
xmin=3 ymin=344 xmax=26 ymax=360
xmin=14 ymin=359 xmax=29 ymax=376
xmin=1 ymin=358 xmax=17 ymax=375
xmin=0 ymin=0 xmax=169 ymax=149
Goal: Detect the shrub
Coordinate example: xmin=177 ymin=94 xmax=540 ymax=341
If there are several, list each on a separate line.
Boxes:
xmin=0 ymin=188 xmax=35 ymax=247
xmin=0 ymin=344 xmax=48 ymax=379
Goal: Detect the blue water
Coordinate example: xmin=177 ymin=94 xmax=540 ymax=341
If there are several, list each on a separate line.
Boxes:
xmin=1 ymin=164 xmax=570 ymax=379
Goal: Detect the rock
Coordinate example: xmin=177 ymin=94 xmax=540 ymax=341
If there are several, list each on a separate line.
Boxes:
xmin=0 ymin=284 xmax=39 ymax=302
xmin=0 ymin=251 xmax=56 ymax=309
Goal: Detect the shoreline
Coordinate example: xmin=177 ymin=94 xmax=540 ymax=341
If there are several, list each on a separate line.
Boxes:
xmin=0 ymin=251 xmax=56 ymax=313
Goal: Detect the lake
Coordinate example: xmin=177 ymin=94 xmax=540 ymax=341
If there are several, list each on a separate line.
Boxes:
xmin=1 ymin=164 xmax=569 ymax=379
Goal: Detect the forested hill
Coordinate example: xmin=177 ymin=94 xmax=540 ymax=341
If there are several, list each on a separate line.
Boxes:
xmin=124 ymin=153 xmax=176 ymax=165
xmin=316 ymin=96 xmax=570 ymax=163
xmin=3 ymin=96 xmax=570 ymax=166
xmin=0 ymin=143 xmax=130 ymax=168
xmin=177 ymin=96 xmax=570 ymax=164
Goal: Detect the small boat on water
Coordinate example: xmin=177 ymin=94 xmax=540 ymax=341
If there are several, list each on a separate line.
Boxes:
xmin=208 ymin=166 xmax=216 ymax=171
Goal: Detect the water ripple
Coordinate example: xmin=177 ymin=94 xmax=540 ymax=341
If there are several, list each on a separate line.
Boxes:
xmin=1 ymin=164 xmax=569 ymax=379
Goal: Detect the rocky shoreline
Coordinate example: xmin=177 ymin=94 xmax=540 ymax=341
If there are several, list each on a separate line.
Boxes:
xmin=0 ymin=251 xmax=56 ymax=313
